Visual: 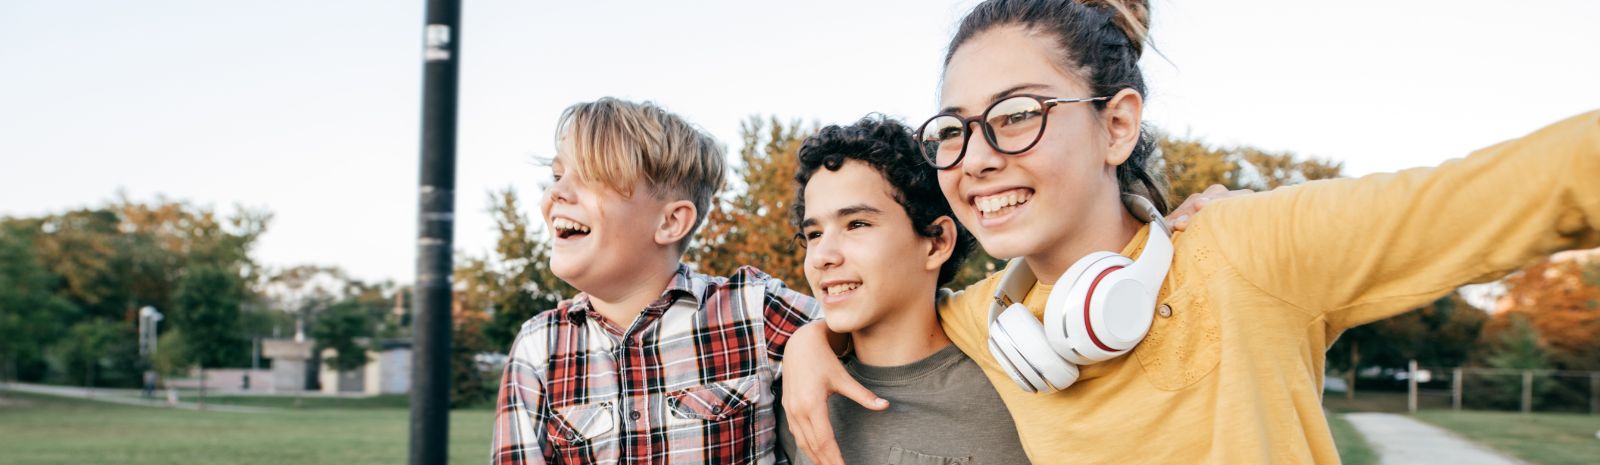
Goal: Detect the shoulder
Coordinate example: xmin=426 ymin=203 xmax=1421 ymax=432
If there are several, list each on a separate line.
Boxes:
xmin=727 ymin=265 xmax=794 ymax=289
xmin=937 ymin=271 xmax=1003 ymax=321
xmin=506 ymin=301 xmax=577 ymax=363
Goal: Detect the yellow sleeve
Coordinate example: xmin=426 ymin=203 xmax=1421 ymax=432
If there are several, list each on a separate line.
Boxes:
xmin=938 ymin=275 xmax=1004 ymax=363
xmin=1194 ymin=110 xmax=1600 ymax=332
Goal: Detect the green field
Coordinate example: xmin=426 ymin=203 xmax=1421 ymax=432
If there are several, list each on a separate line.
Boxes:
xmin=0 ymin=391 xmax=493 ymax=465
xmin=1416 ymin=410 xmax=1600 ymax=465
xmin=8 ymin=389 xmax=1596 ymax=465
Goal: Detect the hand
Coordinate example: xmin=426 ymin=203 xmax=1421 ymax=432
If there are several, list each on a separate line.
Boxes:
xmin=1166 ymin=184 xmax=1253 ymax=231
xmin=781 ymin=322 xmax=887 ymax=465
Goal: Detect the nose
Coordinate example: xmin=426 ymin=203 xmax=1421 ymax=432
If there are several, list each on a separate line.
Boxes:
xmin=961 ymin=123 xmax=1007 ymax=178
xmin=544 ymin=174 xmax=575 ymax=205
xmin=804 ymin=231 xmax=844 ymax=273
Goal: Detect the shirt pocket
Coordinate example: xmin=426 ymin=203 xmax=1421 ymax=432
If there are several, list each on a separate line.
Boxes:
xmin=666 ymin=374 xmax=761 ymax=422
xmin=1132 ymin=287 xmax=1223 ymax=391
xmin=549 ymin=400 xmax=618 ymax=447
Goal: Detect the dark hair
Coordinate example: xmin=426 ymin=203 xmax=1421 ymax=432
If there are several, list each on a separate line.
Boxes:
xmin=792 ymin=115 xmax=978 ymax=286
xmin=945 ymin=0 xmax=1169 ymax=214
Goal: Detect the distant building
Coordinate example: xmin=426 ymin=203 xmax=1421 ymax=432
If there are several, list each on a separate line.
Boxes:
xmin=261 ymin=338 xmax=412 ymax=395
xmin=262 ymin=339 xmax=314 ymax=392
xmin=318 ymin=339 xmax=412 ymax=395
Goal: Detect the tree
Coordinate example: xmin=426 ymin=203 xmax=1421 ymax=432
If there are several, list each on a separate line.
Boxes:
xmin=1327 ymin=292 xmax=1488 ymax=397
xmin=1489 ymin=257 xmax=1600 ymax=371
xmin=172 ymin=265 xmax=247 ymax=405
xmin=450 ymin=284 xmax=494 ymax=407
xmin=690 ymin=117 xmax=813 ymax=291
xmin=55 ymin=319 xmax=124 ymax=389
xmin=310 ymin=300 xmax=373 ymax=375
xmin=0 ymin=219 xmax=79 ymax=382
xmin=1156 ymin=133 xmax=1344 ymax=206
xmin=263 ymin=264 xmax=350 ymax=389
xmin=1465 ymin=315 xmax=1555 ymax=410
xmin=481 ymin=188 xmax=576 ymax=351
xmin=151 ymin=328 xmax=193 ymax=378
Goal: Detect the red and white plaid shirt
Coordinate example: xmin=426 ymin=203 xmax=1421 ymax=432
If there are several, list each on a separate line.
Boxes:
xmin=491 ymin=265 xmax=819 ymax=465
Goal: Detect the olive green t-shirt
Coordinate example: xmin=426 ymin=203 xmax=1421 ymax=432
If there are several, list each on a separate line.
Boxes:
xmin=780 ymin=344 xmax=1029 ymax=465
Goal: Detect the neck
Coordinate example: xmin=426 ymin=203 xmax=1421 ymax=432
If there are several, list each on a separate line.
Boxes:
xmin=850 ymin=290 xmax=950 ymax=367
xmin=1029 ymin=197 xmax=1144 ymax=285
xmin=587 ymin=260 xmax=680 ymax=328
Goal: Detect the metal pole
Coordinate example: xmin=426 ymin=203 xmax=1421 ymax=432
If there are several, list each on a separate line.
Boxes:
xmin=1452 ymin=368 xmax=1463 ymax=411
xmin=1520 ymin=370 xmax=1533 ymax=414
xmin=1407 ymin=360 xmax=1418 ymax=413
xmin=410 ymin=1 xmax=461 ymax=464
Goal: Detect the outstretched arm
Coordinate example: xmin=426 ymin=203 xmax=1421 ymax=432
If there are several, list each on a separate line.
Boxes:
xmin=1196 ymin=110 xmax=1600 ymax=332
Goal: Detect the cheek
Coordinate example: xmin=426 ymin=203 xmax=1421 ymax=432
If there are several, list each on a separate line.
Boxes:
xmin=937 ymin=173 xmax=965 ymax=211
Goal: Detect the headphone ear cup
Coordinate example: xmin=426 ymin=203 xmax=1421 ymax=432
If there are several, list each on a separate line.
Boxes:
xmin=1052 ymin=254 xmax=1135 ymax=364
xmin=992 ymin=304 xmax=1080 ymax=393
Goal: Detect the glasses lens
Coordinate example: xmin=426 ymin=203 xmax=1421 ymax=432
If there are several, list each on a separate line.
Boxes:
xmin=984 ymin=96 xmax=1047 ymax=153
xmin=919 ymin=115 xmax=967 ymax=167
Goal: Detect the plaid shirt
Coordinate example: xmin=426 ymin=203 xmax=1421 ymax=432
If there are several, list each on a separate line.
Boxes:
xmin=492 ymin=265 xmax=819 ymax=465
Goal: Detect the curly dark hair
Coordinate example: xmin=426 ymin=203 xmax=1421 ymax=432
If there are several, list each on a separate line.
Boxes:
xmin=792 ymin=114 xmax=977 ymax=286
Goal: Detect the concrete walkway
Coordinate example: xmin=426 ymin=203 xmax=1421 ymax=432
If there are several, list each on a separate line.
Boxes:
xmin=1 ymin=381 xmax=275 ymax=413
xmin=1344 ymin=413 xmax=1526 ymax=465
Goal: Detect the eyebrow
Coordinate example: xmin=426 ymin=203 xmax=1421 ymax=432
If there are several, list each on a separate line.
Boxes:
xmin=799 ymin=204 xmax=885 ymax=228
xmin=940 ymin=83 xmax=1052 ymax=115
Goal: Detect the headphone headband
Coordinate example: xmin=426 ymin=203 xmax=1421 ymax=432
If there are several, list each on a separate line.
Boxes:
xmin=989 ymin=257 xmax=1035 ymax=323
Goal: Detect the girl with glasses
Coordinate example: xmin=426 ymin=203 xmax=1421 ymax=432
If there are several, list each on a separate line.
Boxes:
xmin=780 ymin=0 xmax=1600 ymax=464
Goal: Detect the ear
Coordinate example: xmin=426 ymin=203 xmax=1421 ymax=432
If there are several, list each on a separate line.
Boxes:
xmin=655 ymin=199 xmax=698 ymax=247
xmin=923 ymin=216 xmax=958 ymax=273
xmin=1101 ymin=88 xmax=1144 ymax=167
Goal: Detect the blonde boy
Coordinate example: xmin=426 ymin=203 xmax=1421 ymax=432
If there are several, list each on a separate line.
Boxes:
xmin=491 ymin=98 xmax=818 ymax=464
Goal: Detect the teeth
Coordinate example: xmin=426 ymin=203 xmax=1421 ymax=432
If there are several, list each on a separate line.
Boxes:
xmin=825 ymin=283 xmax=860 ymax=296
xmin=552 ymin=218 xmax=590 ymax=233
xmin=975 ymin=190 xmax=1032 ymax=214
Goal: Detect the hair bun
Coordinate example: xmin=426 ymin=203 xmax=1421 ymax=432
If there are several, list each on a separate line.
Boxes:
xmin=1079 ymin=0 xmax=1150 ymax=57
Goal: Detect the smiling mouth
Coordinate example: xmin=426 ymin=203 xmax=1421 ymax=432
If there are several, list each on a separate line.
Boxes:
xmin=551 ymin=217 xmax=591 ymax=239
xmin=972 ymin=188 xmax=1034 ymax=219
xmin=823 ymin=282 xmax=861 ymax=296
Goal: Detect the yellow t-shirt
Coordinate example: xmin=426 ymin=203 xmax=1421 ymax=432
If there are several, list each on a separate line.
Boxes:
xmin=939 ymin=110 xmax=1600 ymax=464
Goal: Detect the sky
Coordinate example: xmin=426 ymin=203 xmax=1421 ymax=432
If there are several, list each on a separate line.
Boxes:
xmin=3 ymin=0 xmax=1598 ymax=287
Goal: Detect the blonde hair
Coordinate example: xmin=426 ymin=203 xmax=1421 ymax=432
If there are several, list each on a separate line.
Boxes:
xmin=556 ymin=98 xmax=727 ymax=249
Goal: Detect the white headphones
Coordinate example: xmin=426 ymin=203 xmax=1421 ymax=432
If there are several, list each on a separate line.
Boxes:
xmin=985 ymin=194 xmax=1174 ymax=393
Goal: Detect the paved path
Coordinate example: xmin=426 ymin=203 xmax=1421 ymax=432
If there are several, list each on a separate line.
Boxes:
xmin=1344 ymin=412 xmax=1526 ymax=465
xmin=1 ymin=381 xmax=275 ymax=413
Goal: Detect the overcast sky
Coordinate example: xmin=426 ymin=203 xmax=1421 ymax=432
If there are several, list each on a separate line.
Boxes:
xmin=3 ymin=0 xmax=1598 ymax=285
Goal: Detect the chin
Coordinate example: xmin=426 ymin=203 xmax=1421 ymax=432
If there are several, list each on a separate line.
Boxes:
xmin=548 ymin=256 xmax=583 ymax=285
xmin=823 ymin=315 xmax=863 ymax=335
xmin=972 ymin=232 xmax=1026 ymax=260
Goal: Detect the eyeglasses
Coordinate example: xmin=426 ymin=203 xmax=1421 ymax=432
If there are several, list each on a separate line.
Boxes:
xmin=916 ymin=94 xmax=1110 ymax=170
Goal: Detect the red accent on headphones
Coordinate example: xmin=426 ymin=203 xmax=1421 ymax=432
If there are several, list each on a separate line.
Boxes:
xmin=1083 ymin=265 xmax=1124 ymax=353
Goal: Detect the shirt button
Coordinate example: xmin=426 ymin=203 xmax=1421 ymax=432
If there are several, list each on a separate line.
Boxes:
xmin=629 ymin=410 xmax=641 ymax=420
xmin=1158 ymin=304 xmax=1173 ymax=318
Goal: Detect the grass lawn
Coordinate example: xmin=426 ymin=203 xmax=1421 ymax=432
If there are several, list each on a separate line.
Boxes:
xmin=1325 ymin=412 xmax=1377 ymax=465
xmin=191 ymin=393 xmax=421 ymax=410
xmin=0 ymin=391 xmax=493 ymax=465
xmin=1416 ymin=410 xmax=1600 ymax=465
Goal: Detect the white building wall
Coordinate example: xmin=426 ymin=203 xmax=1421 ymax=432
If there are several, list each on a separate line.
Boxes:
xmin=379 ymin=348 xmax=411 ymax=394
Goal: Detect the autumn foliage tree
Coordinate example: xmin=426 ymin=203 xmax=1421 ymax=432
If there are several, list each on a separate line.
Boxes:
xmin=1157 ymin=132 xmax=1344 ymax=206
xmin=689 ymin=117 xmax=814 ymax=291
xmin=476 ymin=188 xmax=577 ymax=352
xmin=1485 ymin=257 xmax=1600 ymax=371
